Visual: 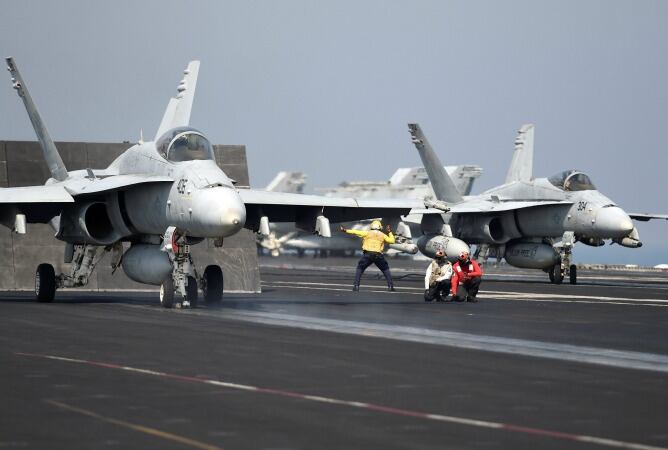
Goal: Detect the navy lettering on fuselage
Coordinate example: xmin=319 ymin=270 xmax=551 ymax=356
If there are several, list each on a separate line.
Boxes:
xmin=177 ymin=178 xmax=188 ymax=194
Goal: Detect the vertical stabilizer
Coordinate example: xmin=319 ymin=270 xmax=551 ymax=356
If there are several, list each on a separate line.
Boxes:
xmin=155 ymin=60 xmax=200 ymax=139
xmin=265 ymin=172 xmax=307 ymax=193
xmin=5 ymin=57 xmax=69 ymax=181
xmin=408 ymin=123 xmax=463 ymax=203
xmin=505 ymin=124 xmax=534 ymax=183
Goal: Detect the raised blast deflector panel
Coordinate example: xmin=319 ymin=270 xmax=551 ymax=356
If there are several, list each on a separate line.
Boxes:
xmin=122 ymin=244 xmax=172 ymax=285
xmin=504 ymin=242 xmax=558 ymax=269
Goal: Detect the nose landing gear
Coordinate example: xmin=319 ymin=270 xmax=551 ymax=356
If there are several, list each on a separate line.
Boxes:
xmin=550 ymin=232 xmax=577 ymax=285
xmin=160 ymin=227 xmax=224 ymax=308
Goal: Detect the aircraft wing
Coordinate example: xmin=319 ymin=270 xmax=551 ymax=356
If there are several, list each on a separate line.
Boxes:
xmin=445 ymin=198 xmax=573 ymax=214
xmin=63 ymin=175 xmax=174 ymax=196
xmin=629 ymin=213 xmax=668 ymax=222
xmin=238 ymin=189 xmax=424 ymax=224
xmin=0 ymin=184 xmax=74 ymax=223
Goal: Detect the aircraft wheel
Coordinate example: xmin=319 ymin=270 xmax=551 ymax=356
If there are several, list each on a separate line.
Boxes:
xmin=548 ymin=268 xmax=555 ymax=283
xmin=551 ymin=263 xmax=564 ymax=284
xmin=35 ymin=263 xmax=56 ymax=303
xmin=203 ymin=265 xmax=224 ymax=304
xmin=569 ymin=265 xmax=577 ymax=285
xmin=187 ymin=276 xmax=198 ymax=308
xmin=160 ymin=277 xmax=175 ymax=308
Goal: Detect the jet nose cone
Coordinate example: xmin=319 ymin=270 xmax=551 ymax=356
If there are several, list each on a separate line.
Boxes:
xmin=223 ymin=194 xmax=246 ymax=232
xmin=218 ymin=188 xmax=246 ymax=234
xmin=594 ymin=206 xmax=634 ymax=238
xmin=193 ymin=186 xmax=246 ymax=237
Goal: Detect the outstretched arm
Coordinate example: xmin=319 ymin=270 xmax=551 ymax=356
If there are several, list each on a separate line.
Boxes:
xmin=344 ymin=228 xmax=368 ymax=238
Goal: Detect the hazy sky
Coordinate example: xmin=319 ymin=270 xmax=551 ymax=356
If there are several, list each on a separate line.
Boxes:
xmin=1 ymin=0 xmax=666 ymax=264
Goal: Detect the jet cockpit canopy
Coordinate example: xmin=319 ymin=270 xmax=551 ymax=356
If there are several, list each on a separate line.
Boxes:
xmin=548 ymin=170 xmax=596 ymax=191
xmin=156 ymin=127 xmax=214 ymax=162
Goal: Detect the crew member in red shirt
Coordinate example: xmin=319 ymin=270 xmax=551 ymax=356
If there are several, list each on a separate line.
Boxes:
xmin=451 ymin=250 xmax=483 ymax=302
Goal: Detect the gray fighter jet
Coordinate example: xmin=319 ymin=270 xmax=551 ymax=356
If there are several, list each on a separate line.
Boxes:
xmin=408 ymin=123 xmax=667 ymax=284
xmin=258 ymin=167 xmax=481 ymax=257
xmin=0 ymin=57 xmax=422 ymax=307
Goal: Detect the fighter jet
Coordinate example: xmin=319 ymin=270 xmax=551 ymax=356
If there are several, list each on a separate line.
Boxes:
xmin=0 ymin=57 xmax=423 ymax=307
xmin=258 ymin=166 xmax=481 ymax=257
xmin=408 ymin=123 xmax=667 ymax=284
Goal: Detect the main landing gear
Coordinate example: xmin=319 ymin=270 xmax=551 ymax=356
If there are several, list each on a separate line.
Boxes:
xmin=550 ymin=232 xmax=577 ymax=285
xmin=34 ymin=243 xmax=114 ymax=303
xmin=159 ymin=227 xmax=224 ymax=309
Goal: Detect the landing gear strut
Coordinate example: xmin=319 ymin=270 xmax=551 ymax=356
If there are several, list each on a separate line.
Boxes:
xmin=33 ymin=243 xmax=113 ymax=302
xmin=161 ymin=227 xmax=198 ymax=308
xmin=551 ymin=232 xmax=577 ymax=285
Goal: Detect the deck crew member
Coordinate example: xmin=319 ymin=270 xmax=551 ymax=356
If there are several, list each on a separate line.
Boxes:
xmin=340 ymin=220 xmax=396 ymax=291
xmin=451 ymin=250 xmax=483 ymax=302
xmin=424 ymin=247 xmax=453 ymax=302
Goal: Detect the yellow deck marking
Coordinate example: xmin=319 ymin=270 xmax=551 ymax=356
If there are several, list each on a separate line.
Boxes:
xmin=45 ymin=400 xmax=223 ymax=450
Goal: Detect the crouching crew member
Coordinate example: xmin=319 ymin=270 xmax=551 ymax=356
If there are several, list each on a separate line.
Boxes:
xmin=451 ymin=250 xmax=483 ymax=302
xmin=424 ymin=247 xmax=453 ymax=302
xmin=341 ymin=220 xmax=396 ymax=292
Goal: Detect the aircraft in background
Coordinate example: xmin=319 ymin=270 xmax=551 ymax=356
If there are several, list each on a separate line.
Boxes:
xmin=1 ymin=57 xmax=424 ymax=307
xmin=257 ymin=166 xmax=481 ymax=257
xmin=408 ymin=122 xmax=668 ymax=284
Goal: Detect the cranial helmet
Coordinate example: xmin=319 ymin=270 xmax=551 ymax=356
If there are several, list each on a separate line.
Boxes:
xmin=370 ymin=220 xmax=382 ymax=230
xmin=459 ymin=250 xmax=470 ymax=260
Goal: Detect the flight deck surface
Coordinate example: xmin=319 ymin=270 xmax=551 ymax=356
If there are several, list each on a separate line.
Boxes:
xmin=1 ymin=257 xmax=667 ymax=449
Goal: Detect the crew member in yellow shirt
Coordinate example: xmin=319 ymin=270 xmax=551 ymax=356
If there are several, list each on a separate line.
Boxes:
xmin=340 ymin=220 xmax=396 ymax=292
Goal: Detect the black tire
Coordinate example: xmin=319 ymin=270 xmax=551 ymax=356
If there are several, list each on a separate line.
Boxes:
xmin=160 ymin=277 xmax=175 ymax=308
xmin=35 ymin=263 xmax=56 ymax=303
xmin=551 ymin=263 xmax=564 ymax=285
xmin=203 ymin=265 xmax=224 ymax=304
xmin=569 ymin=264 xmax=577 ymax=285
xmin=548 ymin=268 xmax=555 ymax=283
xmin=187 ymin=276 xmax=198 ymax=307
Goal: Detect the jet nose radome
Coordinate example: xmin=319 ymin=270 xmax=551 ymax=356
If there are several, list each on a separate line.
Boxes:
xmin=593 ymin=206 xmax=634 ymax=238
xmin=192 ymin=187 xmax=246 ymax=237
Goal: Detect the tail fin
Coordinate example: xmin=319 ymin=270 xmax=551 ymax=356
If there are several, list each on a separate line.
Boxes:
xmin=5 ymin=57 xmax=68 ymax=181
xmin=448 ymin=165 xmax=483 ymax=195
xmin=505 ymin=124 xmax=534 ymax=184
xmin=408 ymin=123 xmax=463 ymax=203
xmin=265 ymin=171 xmax=307 ymax=193
xmin=155 ymin=60 xmax=200 ymax=140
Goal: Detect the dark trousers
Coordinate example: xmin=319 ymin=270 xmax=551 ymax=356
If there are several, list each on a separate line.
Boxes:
xmin=425 ymin=280 xmax=450 ymax=301
xmin=354 ymin=251 xmax=393 ymax=288
xmin=454 ymin=277 xmax=482 ymax=300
